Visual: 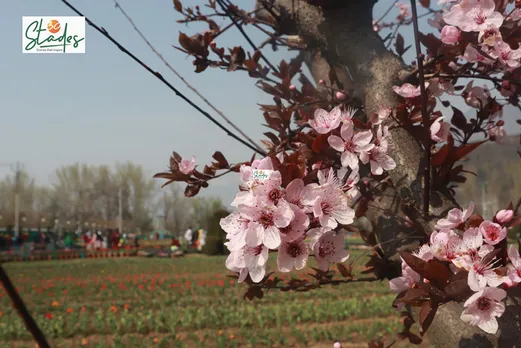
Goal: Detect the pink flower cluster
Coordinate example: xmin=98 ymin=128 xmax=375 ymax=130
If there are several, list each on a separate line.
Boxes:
xmin=390 ymin=203 xmax=517 ymax=334
xmin=222 ymin=106 xmax=397 ymax=283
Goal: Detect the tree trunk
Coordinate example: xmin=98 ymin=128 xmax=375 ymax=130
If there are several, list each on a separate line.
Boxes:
xmin=257 ymin=0 xmax=521 ymax=346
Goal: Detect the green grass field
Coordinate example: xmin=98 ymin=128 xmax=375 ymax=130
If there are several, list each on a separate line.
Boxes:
xmin=0 ymin=251 xmax=428 ymax=347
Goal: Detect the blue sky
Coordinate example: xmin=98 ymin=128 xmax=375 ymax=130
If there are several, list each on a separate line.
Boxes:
xmin=1 ymin=1 xmax=519 ymax=205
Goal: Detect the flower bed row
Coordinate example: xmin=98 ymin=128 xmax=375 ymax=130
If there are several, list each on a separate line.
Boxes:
xmin=0 ymin=250 xmax=140 ymax=263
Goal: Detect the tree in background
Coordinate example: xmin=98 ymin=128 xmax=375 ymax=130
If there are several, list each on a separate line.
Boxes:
xmin=0 ymin=162 xmax=223 ymax=235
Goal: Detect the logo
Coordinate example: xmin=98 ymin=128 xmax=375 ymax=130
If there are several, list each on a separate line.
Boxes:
xmin=252 ymin=170 xmax=273 ymax=181
xmin=22 ymin=16 xmax=85 ymax=53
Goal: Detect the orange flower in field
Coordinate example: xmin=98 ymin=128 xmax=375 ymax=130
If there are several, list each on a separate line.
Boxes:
xmin=123 ymin=303 xmax=130 ymax=309
xmin=51 ymin=301 xmax=59 ymax=307
xmin=81 ymin=338 xmax=88 ymax=346
xmin=217 ymin=330 xmax=223 ymax=336
xmin=229 ymin=334 xmax=235 ymax=340
xmin=153 ymin=338 xmax=159 ymax=344
xmin=110 ymin=305 xmax=117 ymax=313
xmin=66 ymin=308 xmax=73 ymax=313
xmin=45 ymin=313 xmax=53 ymax=319
xmin=0 ymin=311 xmax=3 ymax=316
xmin=81 ymin=306 xmax=86 ymax=312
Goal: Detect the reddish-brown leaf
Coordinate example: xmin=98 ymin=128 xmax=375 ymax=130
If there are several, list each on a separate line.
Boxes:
xmin=336 ymin=263 xmax=353 ymax=278
xmin=419 ymin=301 xmax=438 ymax=335
xmin=467 ymin=213 xmax=484 ymax=228
xmin=444 ymin=270 xmax=472 ymax=301
xmin=450 ymin=106 xmax=469 ymax=132
xmin=212 ymin=151 xmax=229 ymax=168
xmin=431 ymin=144 xmax=450 ymax=167
xmin=453 ymin=141 xmax=486 ymax=162
xmin=184 ymin=184 xmax=201 ymax=197
xmin=312 ymin=134 xmax=330 ymax=153
xmin=424 ymin=260 xmax=451 ymax=289
xmin=173 ymin=0 xmax=183 ymax=12
xmin=399 ymin=252 xmax=428 ymax=278
xmin=395 ymin=33 xmax=405 ymax=56
xmin=419 ymin=0 xmax=430 ymax=7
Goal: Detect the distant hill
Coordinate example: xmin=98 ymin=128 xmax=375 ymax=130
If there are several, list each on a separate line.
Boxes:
xmin=454 ymin=134 xmax=521 ymax=216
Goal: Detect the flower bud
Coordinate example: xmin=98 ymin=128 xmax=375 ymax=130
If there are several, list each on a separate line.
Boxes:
xmin=319 ymin=79 xmax=326 ymax=85
xmin=335 ymin=91 xmax=346 ymax=101
xmin=440 ymin=25 xmax=460 ymax=45
xmin=496 ymin=209 xmax=514 ymax=224
xmin=289 ymin=84 xmax=296 ymax=91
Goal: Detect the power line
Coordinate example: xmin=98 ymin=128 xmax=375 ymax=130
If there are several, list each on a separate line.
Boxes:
xmin=59 ymin=0 xmax=266 ymax=156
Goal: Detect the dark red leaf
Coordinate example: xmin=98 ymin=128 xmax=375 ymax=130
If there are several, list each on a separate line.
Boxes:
xmin=173 ymin=0 xmax=183 ymax=12
xmin=336 ymin=263 xmax=352 ymax=278
xmin=395 ymin=33 xmax=405 ymax=56
xmin=450 ymin=106 xmax=468 ymax=132
xmin=312 ymin=134 xmax=330 ymax=153
xmin=243 ymin=286 xmax=264 ymax=301
xmin=212 ymin=151 xmax=229 ymax=168
xmin=399 ymin=252 xmax=428 ymax=278
xmin=431 ymin=144 xmax=450 ymax=167
xmin=466 ymin=213 xmax=484 ymax=228
xmin=424 ymin=260 xmax=451 ymax=289
xmin=444 ymin=270 xmax=472 ymax=301
xmin=453 ymin=141 xmax=486 ymax=162
xmin=419 ymin=0 xmax=431 ymax=8
xmin=419 ymin=301 xmax=438 ymax=335
xmin=184 ymin=184 xmax=201 ymax=197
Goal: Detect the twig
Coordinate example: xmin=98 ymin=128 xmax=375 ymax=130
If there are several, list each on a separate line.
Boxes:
xmin=113 ymin=0 xmax=264 ymax=154
xmin=0 ymin=265 xmax=50 ymax=348
xmin=215 ymin=0 xmax=280 ymax=75
xmin=410 ymin=0 xmax=431 ymax=218
xmin=376 ymin=0 xmax=399 ymax=24
xmin=59 ymin=0 xmax=265 ymax=156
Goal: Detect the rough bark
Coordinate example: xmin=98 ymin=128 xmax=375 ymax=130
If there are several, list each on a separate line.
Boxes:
xmin=256 ymin=0 xmax=521 ymax=346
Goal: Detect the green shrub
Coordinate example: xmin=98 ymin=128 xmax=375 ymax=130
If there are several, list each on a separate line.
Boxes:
xmin=202 ymin=209 xmax=230 ymax=256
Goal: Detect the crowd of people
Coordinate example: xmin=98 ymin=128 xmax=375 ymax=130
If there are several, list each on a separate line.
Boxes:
xmin=183 ymin=226 xmax=207 ymax=251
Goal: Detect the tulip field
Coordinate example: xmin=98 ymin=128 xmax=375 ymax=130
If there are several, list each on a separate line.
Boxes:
xmin=0 ymin=252 xmax=427 ymax=347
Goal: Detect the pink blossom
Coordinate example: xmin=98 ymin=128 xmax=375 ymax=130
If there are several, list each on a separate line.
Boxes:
xmin=436 ymin=201 xmax=475 ymax=230
xmin=414 ymin=244 xmax=435 ymax=261
xmin=464 ymin=82 xmax=491 ymax=109
xmin=430 ymin=229 xmax=462 ymax=261
xmin=488 ymin=124 xmax=507 ymax=143
xmin=278 ymin=204 xmax=309 ymax=242
xmin=507 ymin=245 xmax=521 ymax=285
xmin=220 ymin=212 xmax=249 ymax=250
xmin=452 ymin=228 xmax=494 ymax=271
xmin=336 ymin=91 xmax=347 ymax=101
xmin=495 ymin=209 xmax=514 ymax=224
xmin=430 ymin=117 xmax=451 ymax=143
xmin=238 ymin=157 xmax=274 ymax=187
xmin=490 ymin=40 xmax=521 ymax=68
xmin=284 ymin=178 xmax=314 ymax=212
xmin=339 ymin=167 xmax=361 ymax=201
xmin=238 ymin=198 xmax=295 ymax=249
xmin=468 ymin=253 xmax=503 ymax=291
xmin=478 ymin=25 xmax=502 ymax=46
xmin=277 ymin=236 xmax=310 ymax=272
xmin=428 ymin=78 xmax=455 ymax=97
xmin=360 ymin=146 xmax=396 ymax=176
xmin=395 ymin=3 xmax=410 ymax=19
xmin=443 ymin=0 xmax=504 ymax=33
xmin=310 ymin=230 xmax=349 ymax=271
xmin=460 ymin=287 xmax=506 ymax=334
xmin=463 ymin=45 xmax=495 ymax=64
xmin=309 ymin=186 xmax=355 ymax=229
xmin=225 ymin=244 xmax=269 ymax=283
xmin=392 ymin=83 xmax=421 ymax=98
xmin=370 ymin=106 xmax=391 ymax=125
xmin=360 ymin=126 xmax=396 ymax=175
xmin=441 ymin=25 xmax=461 ymax=45
xmin=328 ymin=122 xmax=374 ymax=169
xmin=479 ymin=220 xmax=507 ymax=245
xmin=341 ymin=107 xmax=357 ymax=124
xmin=178 ymin=156 xmax=196 ymax=175
xmin=309 ymin=107 xmax=342 ymax=134
xmin=251 ymin=171 xmax=284 ymax=204
xmin=333 ymin=342 xmax=342 ymax=348
xmin=389 ymin=257 xmax=421 ymax=294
